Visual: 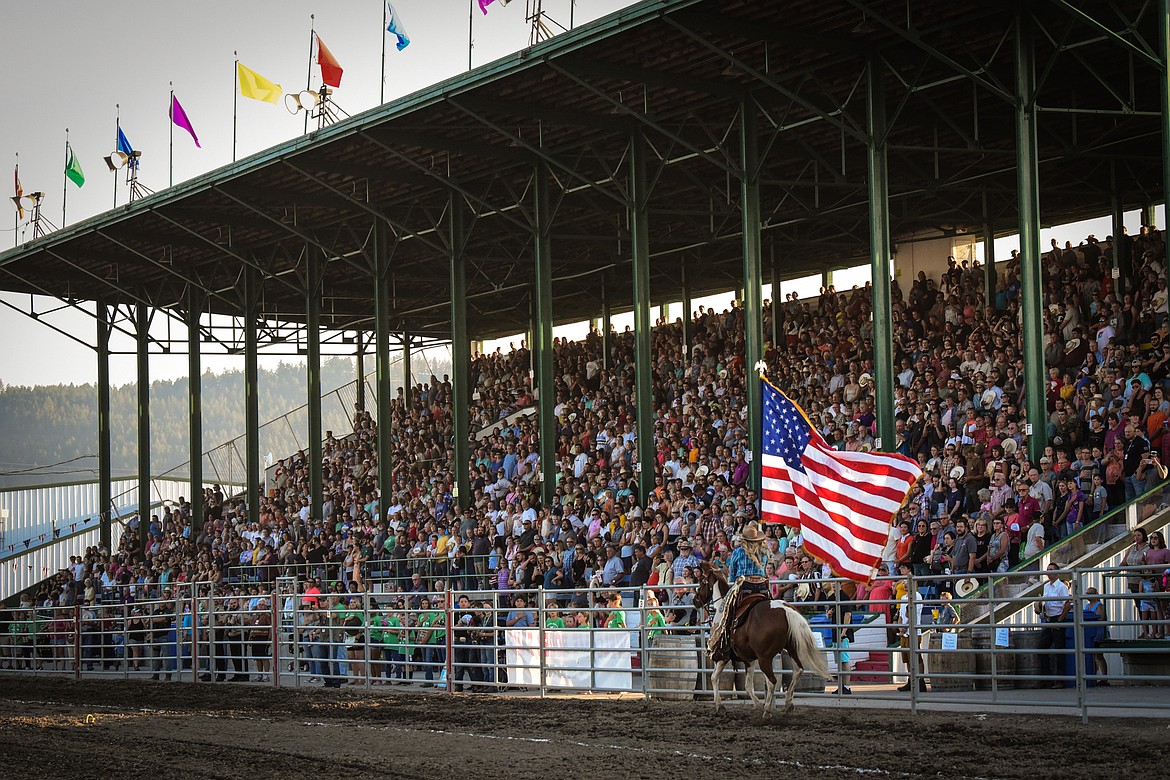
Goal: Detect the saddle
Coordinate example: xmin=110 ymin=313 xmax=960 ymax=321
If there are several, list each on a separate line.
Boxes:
xmin=732 ymin=592 xmax=768 ymax=629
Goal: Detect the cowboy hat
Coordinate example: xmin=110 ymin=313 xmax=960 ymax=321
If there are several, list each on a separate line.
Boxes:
xmin=955 ymin=577 xmax=979 ymax=598
xmin=740 ymin=523 xmax=766 ymax=542
xmin=858 ymin=372 xmax=873 ymax=387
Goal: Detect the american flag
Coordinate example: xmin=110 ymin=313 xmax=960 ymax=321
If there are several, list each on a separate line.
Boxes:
xmin=759 ymin=379 xmax=922 ymax=581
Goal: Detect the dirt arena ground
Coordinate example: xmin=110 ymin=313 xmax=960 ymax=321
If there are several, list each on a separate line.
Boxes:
xmin=0 ymin=678 xmax=1161 ymax=779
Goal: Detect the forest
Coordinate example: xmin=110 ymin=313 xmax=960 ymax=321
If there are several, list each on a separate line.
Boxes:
xmin=0 ymin=357 xmax=372 ymax=479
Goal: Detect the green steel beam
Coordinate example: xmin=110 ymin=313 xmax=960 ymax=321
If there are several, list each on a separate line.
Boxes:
xmin=681 ymin=261 xmax=692 ymax=361
xmin=1050 ymin=0 xmax=1164 ymax=71
xmin=1112 ymin=195 xmax=1128 ymax=297
xmin=822 ymin=269 xmax=834 ymax=290
xmin=355 ymin=332 xmax=366 ymax=413
xmin=533 ymin=166 xmax=558 ymax=508
xmin=135 ymin=300 xmax=151 ymax=554
xmin=187 ymin=287 xmax=204 ymax=536
xmin=1016 ymin=7 xmax=1048 ymax=465
xmin=770 ymin=257 xmax=781 ymax=349
xmin=741 ymin=96 xmax=765 ymax=491
xmin=306 ymin=251 xmax=324 ymax=523
xmin=1162 ymin=0 xmax=1170 ymax=290
xmin=374 ymin=222 xmax=395 ymax=514
xmin=244 ymin=268 xmax=261 ymax=526
xmin=867 ymin=58 xmax=896 ymax=452
xmin=983 ymin=222 xmax=997 ymax=311
xmin=601 ymin=279 xmax=612 ymax=371
xmin=450 ymin=196 xmax=471 ymax=510
xmin=630 ymin=129 xmax=656 ymax=506
xmin=97 ymin=299 xmax=112 ymax=551
xmin=402 ymin=333 xmax=413 ymax=405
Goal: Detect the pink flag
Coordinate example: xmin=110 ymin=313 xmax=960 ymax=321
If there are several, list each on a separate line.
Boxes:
xmin=170 ymin=94 xmax=201 ymax=148
xmin=478 ymin=0 xmax=505 ymax=14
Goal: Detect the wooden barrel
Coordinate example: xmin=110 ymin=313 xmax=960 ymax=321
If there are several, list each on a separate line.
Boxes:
xmin=782 ymin=652 xmax=827 ymax=693
xmin=1011 ymin=629 xmax=1044 ymax=689
xmin=647 ymin=634 xmax=700 ymax=701
xmin=972 ymin=628 xmax=1016 ymax=690
xmin=926 ymin=631 xmax=975 ymax=691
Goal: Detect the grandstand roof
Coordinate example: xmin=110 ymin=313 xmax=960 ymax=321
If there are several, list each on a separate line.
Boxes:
xmin=0 ymin=0 xmax=1163 ymax=341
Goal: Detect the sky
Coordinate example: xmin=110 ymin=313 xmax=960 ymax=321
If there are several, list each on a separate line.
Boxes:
xmin=0 ymin=0 xmax=634 ymax=388
xmin=0 ymin=1 xmax=1163 ymax=388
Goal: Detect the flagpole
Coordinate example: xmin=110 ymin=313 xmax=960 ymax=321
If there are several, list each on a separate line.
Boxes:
xmin=381 ymin=0 xmax=387 ymax=104
xmin=169 ymin=83 xmax=174 ymax=188
xmin=233 ymin=53 xmax=238 ymax=162
xmin=305 ymin=14 xmax=315 ymax=135
xmin=468 ymin=0 xmax=474 ymax=71
xmin=12 ymin=153 xmax=17 ymax=248
xmin=114 ymin=106 xmax=120 ymax=208
xmin=63 ymin=130 xmax=69 ymax=228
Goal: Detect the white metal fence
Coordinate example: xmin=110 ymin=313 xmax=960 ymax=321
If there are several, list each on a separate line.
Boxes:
xmin=3 ymin=567 xmax=1168 ymax=721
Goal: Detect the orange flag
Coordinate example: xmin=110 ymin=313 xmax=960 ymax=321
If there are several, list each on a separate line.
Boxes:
xmin=316 ymin=33 xmax=343 ymax=88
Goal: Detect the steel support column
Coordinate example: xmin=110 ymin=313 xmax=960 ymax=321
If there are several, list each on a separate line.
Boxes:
xmin=1015 ymin=8 xmax=1048 ymax=464
xmin=135 ymin=300 xmax=151 ymax=553
xmin=306 ymin=254 xmax=324 ymax=522
xmin=867 ymin=58 xmax=896 ymax=452
xmin=402 ymin=333 xmax=412 ymax=405
xmin=533 ymin=165 xmax=557 ymax=508
xmin=741 ymin=96 xmax=764 ymax=490
xmin=630 ymin=130 xmax=655 ymax=505
xmin=450 ymin=196 xmax=472 ymax=509
xmin=770 ymin=257 xmax=781 ymax=350
xmin=355 ymin=332 xmax=366 ymax=412
xmin=244 ymin=268 xmax=261 ymax=525
xmin=374 ymin=222 xmax=395 ymax=511
xmin=983 ymin=223 xmax=997 ymax=311
xmin=187 ymin=288 xmax=204 ymax=536
xmin=1112 ymin=195 xmax=1129 ymax=297
xmin=822 ymin=270 xmax=834 ymax=291
xmin=1164 ymin=0 xmax=1170 ymax=286
xmin=681 ymin=260 xmax=692 ymax=362
xmin=601 ymin=280 xmax=612 ymax=371
xmin=97 ymin=300 xmax=112 ymax=551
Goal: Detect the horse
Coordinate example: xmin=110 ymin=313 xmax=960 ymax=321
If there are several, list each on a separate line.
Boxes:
xmin=692 ymin=561 xmax=830 ymax=716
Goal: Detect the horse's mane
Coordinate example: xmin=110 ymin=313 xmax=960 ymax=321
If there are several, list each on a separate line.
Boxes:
xmin=700 ymin=561 xmax=729 ymax=588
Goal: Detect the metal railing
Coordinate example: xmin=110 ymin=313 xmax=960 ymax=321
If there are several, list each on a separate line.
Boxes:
xmin=4 ymin=566 xmax=1168 ymax=721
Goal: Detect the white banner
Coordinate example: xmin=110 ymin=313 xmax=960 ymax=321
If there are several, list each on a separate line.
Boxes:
xmin=505 ymin=628 xmax=632 ymax=690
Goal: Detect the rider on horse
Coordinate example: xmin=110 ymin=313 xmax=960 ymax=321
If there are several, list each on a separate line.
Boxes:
xmin=709 ymin=522 xmax=769 ymax=661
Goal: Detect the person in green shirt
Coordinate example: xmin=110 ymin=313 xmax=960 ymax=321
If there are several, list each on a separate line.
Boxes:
xmin=382 ymin=606 xmax=406 ymax=682
xmin=416 ymin=597 xmax=446 ymax=686
xmin=644 ymin=594 xmax=667 ymax=641
xmin=544 ymin=608 xmax=566 ymax=629
xmin=604 ymin=592 xmax=626 ymax=629
xmin=368 ymin=599 xmax=386 ymax=683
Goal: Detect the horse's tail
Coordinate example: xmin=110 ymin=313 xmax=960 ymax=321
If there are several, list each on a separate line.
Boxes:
xmin=780 ymin=603 xmax=831 ymax=680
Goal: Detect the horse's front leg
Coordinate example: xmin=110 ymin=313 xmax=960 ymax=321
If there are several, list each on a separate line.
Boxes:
xmin=712 ymin=660 xmax=727 ymax=713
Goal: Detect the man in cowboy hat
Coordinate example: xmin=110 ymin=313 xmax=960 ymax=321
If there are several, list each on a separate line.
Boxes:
xmin=708 ymin=523 xmax=770 ymax=662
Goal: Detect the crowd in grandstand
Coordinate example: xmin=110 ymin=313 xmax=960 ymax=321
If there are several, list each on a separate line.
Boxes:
xmin=5 ymin=224 xmax=1170 ymax=675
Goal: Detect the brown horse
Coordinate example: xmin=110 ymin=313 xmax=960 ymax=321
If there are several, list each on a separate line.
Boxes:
xmin=693 ymin=561 xmax=830 ymax=716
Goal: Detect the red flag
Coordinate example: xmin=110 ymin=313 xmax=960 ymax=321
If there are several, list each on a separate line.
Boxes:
xmin=316 ymin=33 xmax=343 ymax=88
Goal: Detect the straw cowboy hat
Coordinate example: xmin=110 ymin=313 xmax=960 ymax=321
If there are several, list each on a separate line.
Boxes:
xmin=740 ymin=522 xmax=766 ymax=542
xmin=955 ymin=577 xmax=980 ymax=598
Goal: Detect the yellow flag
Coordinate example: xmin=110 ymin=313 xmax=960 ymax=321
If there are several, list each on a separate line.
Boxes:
xmin=237 ymin=61 xmax=282 ymax=104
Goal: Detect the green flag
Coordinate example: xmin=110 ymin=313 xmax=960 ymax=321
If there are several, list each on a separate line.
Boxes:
xmin=65 ymin=146 xmax=84 ymax=187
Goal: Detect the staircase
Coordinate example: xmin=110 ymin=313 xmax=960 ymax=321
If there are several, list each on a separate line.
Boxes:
xmin=961 ymin=479 xmax=1170 ymax=628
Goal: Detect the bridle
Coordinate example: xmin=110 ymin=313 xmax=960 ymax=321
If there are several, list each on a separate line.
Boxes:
xmin=693 ymin=571 xmax=727 ymax=622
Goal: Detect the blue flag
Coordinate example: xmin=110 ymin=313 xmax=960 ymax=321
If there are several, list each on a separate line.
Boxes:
xmin=386 ymin=1 xmax=410 ymax=50
xmin=117 ymin=126 xmax=138 ymax=169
